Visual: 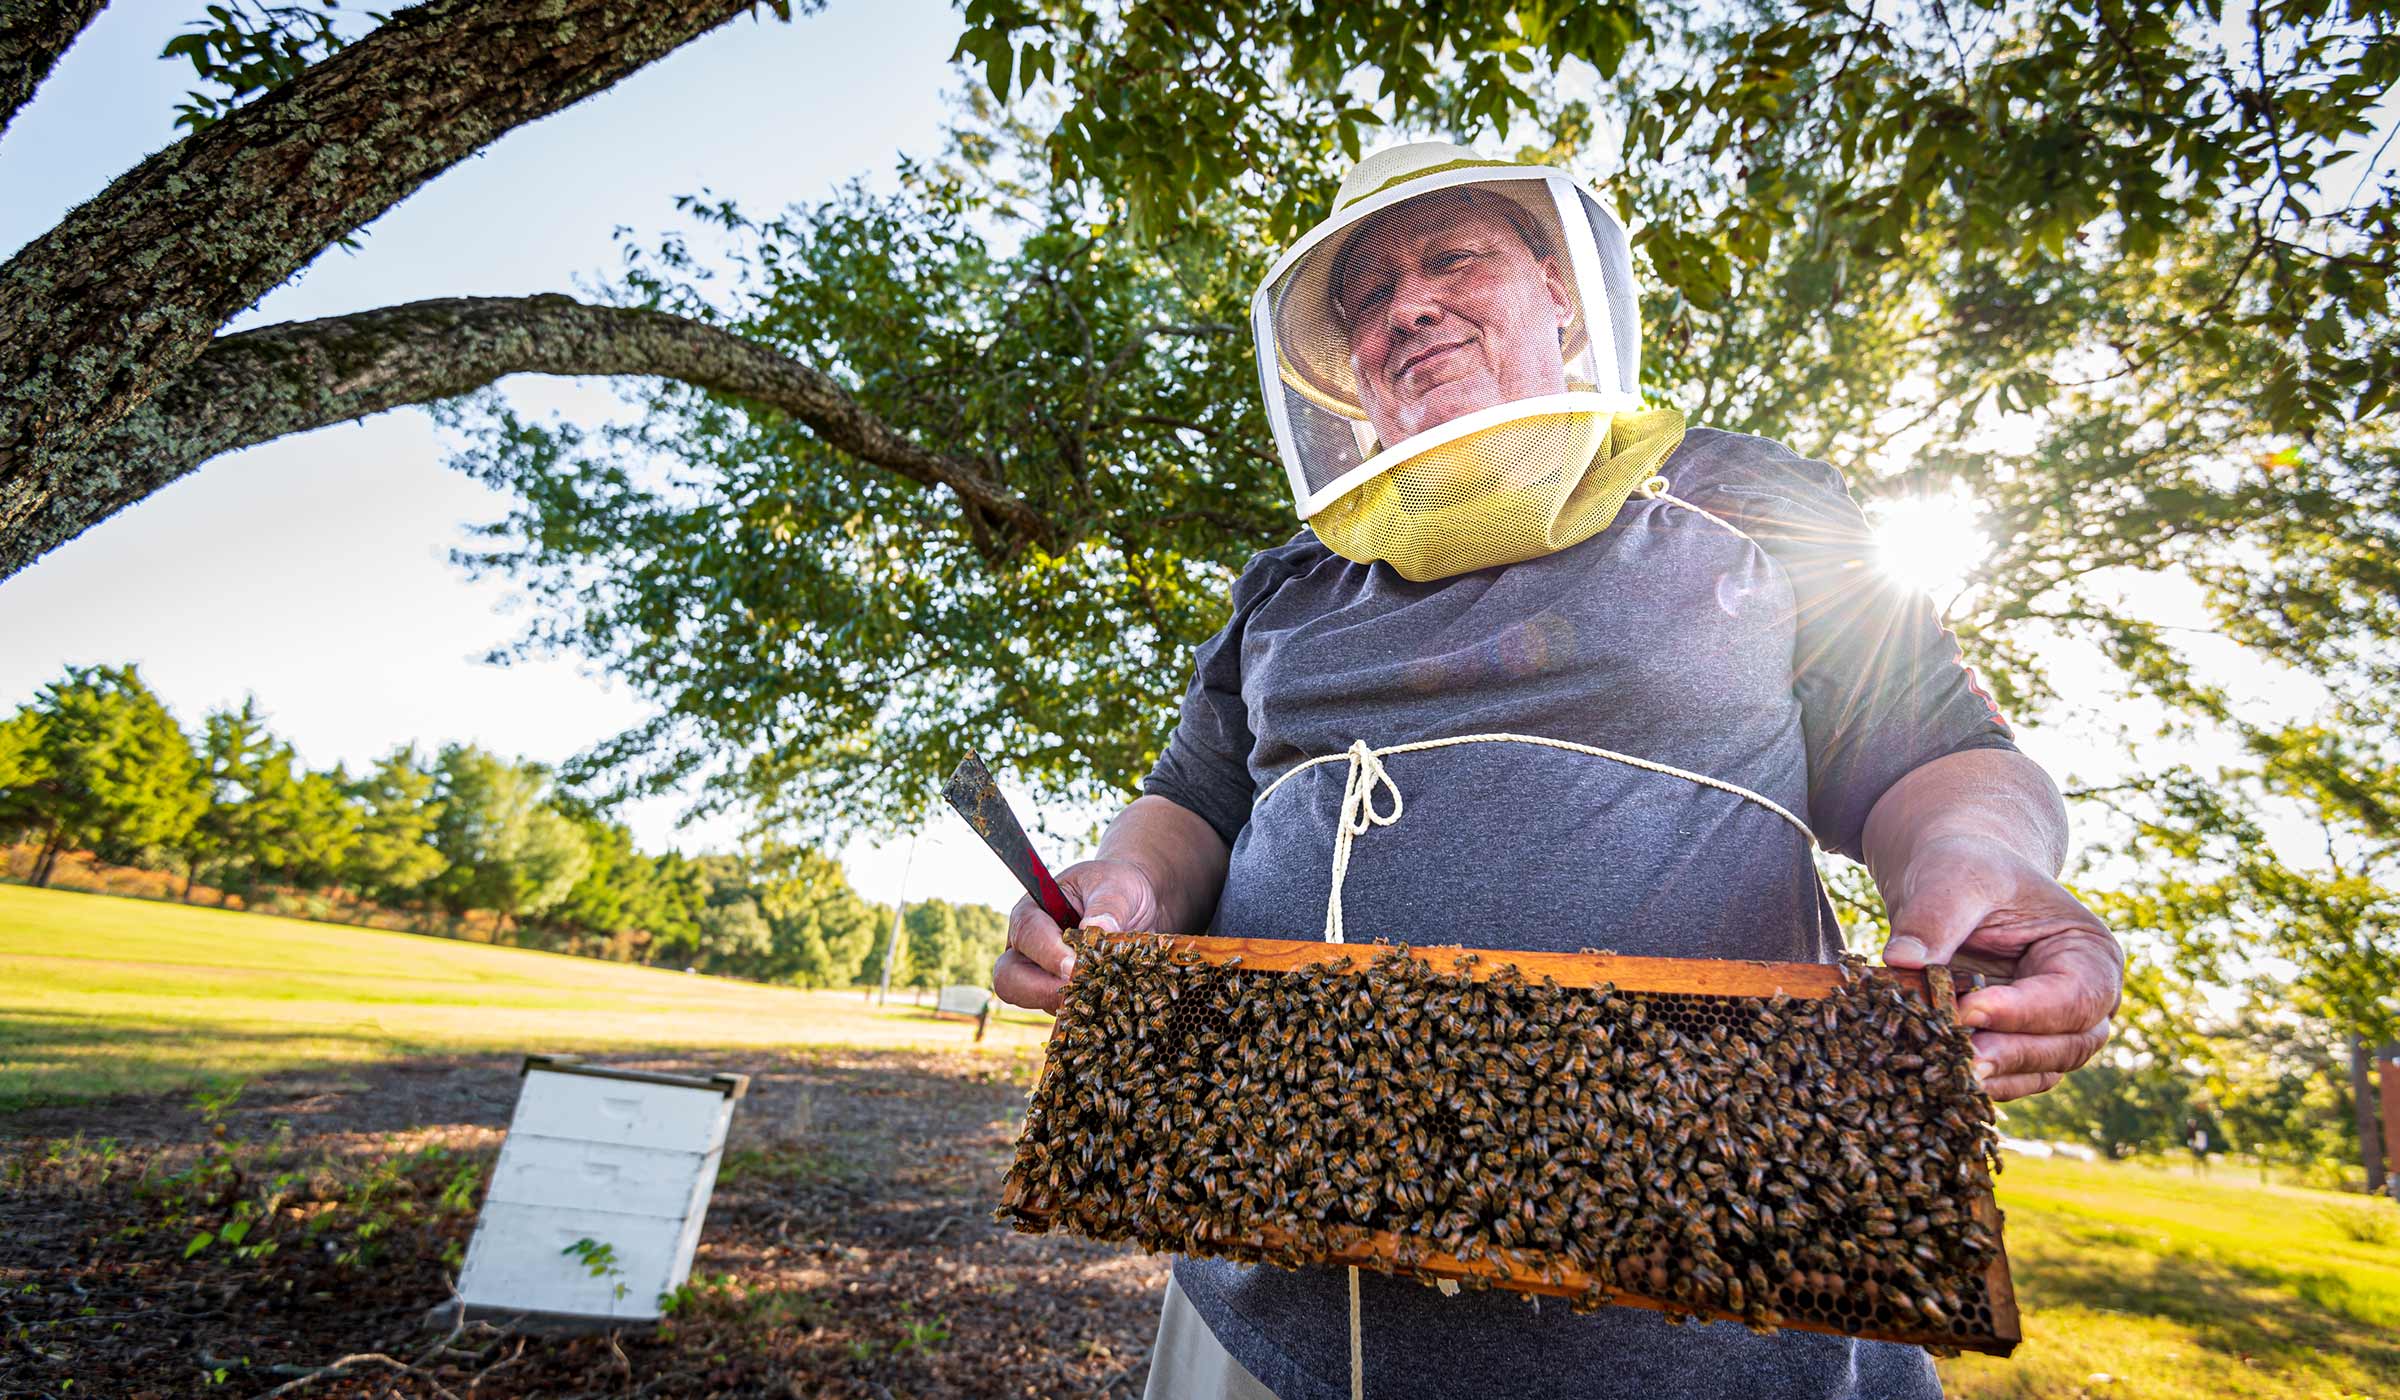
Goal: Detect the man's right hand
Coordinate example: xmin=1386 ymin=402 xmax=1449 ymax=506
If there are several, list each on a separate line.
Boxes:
xmin=993 ymin=858 xmax=1163 ymax=1014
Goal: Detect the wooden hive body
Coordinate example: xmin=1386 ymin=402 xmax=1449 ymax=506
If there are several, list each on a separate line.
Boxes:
xmin=1000 ymin=933 xmax=2019 ymax=1358
xmin=458 ymin=1057 xmax=748 ymax=1323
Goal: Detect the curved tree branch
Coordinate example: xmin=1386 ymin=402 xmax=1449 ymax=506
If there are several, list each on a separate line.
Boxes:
xmin=0 ymin=0 xmax=105 ymax=136
xmin=11 ymin=294 xmax=1050 ymax=577
xmin=0 ymin=0 xmax=788 ymax=557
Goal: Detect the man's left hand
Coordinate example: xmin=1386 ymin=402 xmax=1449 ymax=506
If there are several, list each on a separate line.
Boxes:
xmin=1876 ymin=834 xmax=2123 ymax=1101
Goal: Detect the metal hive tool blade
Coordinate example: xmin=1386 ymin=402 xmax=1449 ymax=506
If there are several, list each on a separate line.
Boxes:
xmin=942 ymin=752 xmax=1076 ymax=926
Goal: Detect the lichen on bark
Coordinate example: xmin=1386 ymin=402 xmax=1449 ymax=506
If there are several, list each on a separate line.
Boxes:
xmin=0 ymin=0 xmax=780 ymax=578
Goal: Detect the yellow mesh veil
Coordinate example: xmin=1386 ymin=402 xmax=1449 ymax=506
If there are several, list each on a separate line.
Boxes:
xmin=1309 ymin=406 xmax=1687 ymax=581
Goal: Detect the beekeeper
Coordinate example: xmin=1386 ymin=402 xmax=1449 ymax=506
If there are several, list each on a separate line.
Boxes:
xmin=994 ymin=143 xmax=2122 ymax=1400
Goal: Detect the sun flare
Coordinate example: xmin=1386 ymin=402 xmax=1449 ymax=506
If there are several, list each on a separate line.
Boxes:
xmin=1869 ymin=484 xmax=1992 ymax=601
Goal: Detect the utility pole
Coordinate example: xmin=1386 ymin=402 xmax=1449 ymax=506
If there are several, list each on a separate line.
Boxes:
xmin=876 ymin=835 xmax=918 ymax=1007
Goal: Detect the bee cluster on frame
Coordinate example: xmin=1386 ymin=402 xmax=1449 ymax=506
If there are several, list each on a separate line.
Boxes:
xmin=999 ymin=932 xmax=2020 ymax=1357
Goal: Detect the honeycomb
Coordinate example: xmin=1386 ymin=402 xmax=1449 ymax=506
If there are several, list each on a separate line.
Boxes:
xmin=999 ymin=933 xmax=2015 ymax=1357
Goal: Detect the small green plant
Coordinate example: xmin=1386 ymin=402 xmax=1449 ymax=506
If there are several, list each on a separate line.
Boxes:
xmin=35 ymin=1134 xmax=123 ymax=1176
xmin=142 ymin=1097 xmax=496 ymax=1278
xmin=563 ymin=1236 xmax=628 ymax=1299
xmin=656 ymin=1270 xmax=739 ymax=1317
xmin=895 ymin=1315 xmax=951 ymax=1355
xmin=563 ymin=1236 xmax=621 ymax=1276
xmin=184 ymin=1200 xmax=282 ymax=1264
xmin=436 ymin=1160 xmax=483 ymax=1214
xmin=881 ymin=1299 xmax=950 ymax=1356
xmin=190 ymin=1084 xmax=244 ymax=1122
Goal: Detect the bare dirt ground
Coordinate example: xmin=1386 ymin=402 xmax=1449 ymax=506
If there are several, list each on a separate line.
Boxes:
xmin=0 ymin=1049 xmax=1167 ymax=1398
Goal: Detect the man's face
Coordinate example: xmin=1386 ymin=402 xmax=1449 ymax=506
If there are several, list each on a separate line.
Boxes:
xmin=1335 ymin=197 xmax=1574 ymax=446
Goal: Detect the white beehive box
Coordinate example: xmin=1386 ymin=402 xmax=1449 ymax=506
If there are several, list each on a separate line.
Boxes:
xmin=456 ymin=1056 xmax=748 ymax=1323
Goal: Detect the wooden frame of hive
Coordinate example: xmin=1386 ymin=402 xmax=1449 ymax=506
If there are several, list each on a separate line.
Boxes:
xmin=1000 ymin=933 xmax=2021 ymax=1358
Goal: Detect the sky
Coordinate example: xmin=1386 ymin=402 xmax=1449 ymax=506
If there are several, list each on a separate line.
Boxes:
xmin=0 ymin=0 xmax=1062 ymax=912
xmin=0 ymin=5 xmax=2355 ymax=922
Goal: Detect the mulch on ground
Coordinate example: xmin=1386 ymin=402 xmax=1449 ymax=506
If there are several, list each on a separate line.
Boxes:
xmin=0 ymin=1048 xmax=1168 ymax=1398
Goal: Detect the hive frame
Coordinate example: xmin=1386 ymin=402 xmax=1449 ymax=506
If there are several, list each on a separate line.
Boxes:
xmin=1000 ymin=933 xmax=2021 ymax=1358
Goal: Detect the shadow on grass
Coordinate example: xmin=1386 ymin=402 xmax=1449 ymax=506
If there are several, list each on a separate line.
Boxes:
xmin=0 ymin=1006 xmax=408 ymax=1044
xmin=0 ymin=999 xmax=1042 ymax=1114
xmin=2019 ymin=1217 xmax=2400 ymax=1384
xmin=0 ymin=1008 xmax=443 ymax=1108
xmin=3 ymin=1033 xmax=1032 ymax=1158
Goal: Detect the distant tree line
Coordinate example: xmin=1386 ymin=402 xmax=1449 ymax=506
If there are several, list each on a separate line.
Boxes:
xmin=0 ymin=664 xmax=1003 ymax=990
xmin=2001 ymin=983 xmax=2376 ymax=1188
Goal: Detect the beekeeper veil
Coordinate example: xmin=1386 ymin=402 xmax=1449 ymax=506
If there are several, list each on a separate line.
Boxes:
xmin=1253 ymin=143 xmax=1685 ymax=581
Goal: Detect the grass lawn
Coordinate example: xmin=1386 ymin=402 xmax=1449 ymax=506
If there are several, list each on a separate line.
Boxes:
xmin=1940 ymin=1156 xmax=2400 ymax=1399
xmin=0 ymin=883 xmax=1050 ymax=1108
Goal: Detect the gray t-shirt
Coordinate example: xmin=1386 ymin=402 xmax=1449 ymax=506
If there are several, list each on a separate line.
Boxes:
xmin=1140 ymin=427 xmax=2014 ymax=1400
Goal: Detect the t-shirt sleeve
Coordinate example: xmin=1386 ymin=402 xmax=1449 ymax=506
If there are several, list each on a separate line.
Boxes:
xmin=1684 ymin=434 xmax=2016 ymax=861
xmin=1138 ymin=544 xmax=1302 ymax=849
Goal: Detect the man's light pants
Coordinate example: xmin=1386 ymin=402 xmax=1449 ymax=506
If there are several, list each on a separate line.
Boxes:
xmin=1143 ymin=1276 xmax=1278 ymax=1400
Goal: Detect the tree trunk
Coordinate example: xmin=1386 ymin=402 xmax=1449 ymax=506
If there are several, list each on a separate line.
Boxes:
xmin=0 ymin=0 xmax=771 ymax=577
xmin=30 ymin=826 xmax=64 ymax=887
xmin=2381 ymin=1045 xmax=2400 ymax=1201
xmin=0 ymin=0 xmax=107 ymax=134
xmin=12 ymin=295 xmax=1045 ymax=576
xmin=2351 ymin=1033 xmax=2387 ymax=1195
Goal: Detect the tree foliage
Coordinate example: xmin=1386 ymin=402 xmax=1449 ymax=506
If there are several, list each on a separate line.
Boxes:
xmin=424 ymin=745 xmax=593 ymax=931
xmin=2004 ymin=975 xmax=2371 ymax=1181
xmin=344 ymin=746 xmax=448 ymax=902
xmin=0 ymin=665 xmax=203 ymax=886
xmin=448 ymin=146 xmax=1281 ymax=831
xmin=2082 ymin=725 xmax=2400 ymax=1052
xmin=190 ymin=698 xmax=299 ymax=901
xmin=160 ymin=0 xmax=372 ymax=135
xmin=958 ymin=0 xmax=2395 ymax=430
xmin=428 ymin=3 xmax=2394 ymax=853
xmin=902 ymin=900 xmax=961 ymax=992
xmin=750 ymin=842 xmax=887 ymax=986
xmin=0 ymin=665 xmax=968 ymax=991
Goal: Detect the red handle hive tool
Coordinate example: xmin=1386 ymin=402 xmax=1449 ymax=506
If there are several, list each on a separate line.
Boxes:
xmin=943 ymin=753 xmax=1078 ymax=928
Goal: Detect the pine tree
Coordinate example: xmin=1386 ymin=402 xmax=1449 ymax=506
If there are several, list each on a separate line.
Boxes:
xmin=343 ymin=746 xmax=447 ymax=905
xmin=426 ymin=745 xmax=591 ymax=937
xmin=189 ymin=698 xmax=296 ymax=903
xmin=3 ymin=665 xmax=202 ymax=886
xmin=903 ymin=900 xmax=963 ymax=995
